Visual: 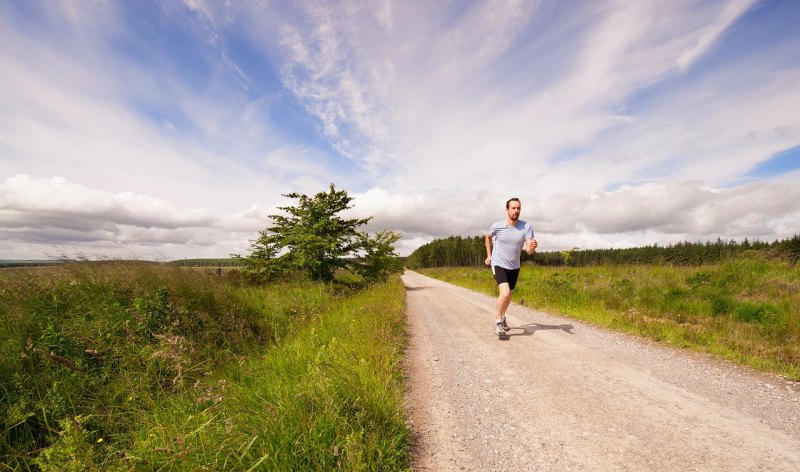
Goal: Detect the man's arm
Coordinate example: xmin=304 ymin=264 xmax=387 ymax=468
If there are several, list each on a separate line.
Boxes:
xmin=525 ymin=238 xmax=538 ymax=255
xmin=484 ymin=233 xmax=493 ymax=266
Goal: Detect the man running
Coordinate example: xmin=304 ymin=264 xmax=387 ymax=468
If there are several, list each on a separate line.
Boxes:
xmin=485 ymin=197 xmax=538 ymax=336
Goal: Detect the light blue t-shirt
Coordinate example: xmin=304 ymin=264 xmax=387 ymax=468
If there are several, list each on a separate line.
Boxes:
xmin=488 ymin=220 xmax=535 ymax=270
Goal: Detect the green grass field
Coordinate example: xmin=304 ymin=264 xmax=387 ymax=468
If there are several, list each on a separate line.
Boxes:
xmin=4 ymin=255 xmax=797 ymax=468
xmin=1 ymin=262 xmax=410 ymax=470
xmin=420 ymin=257 xmax=800 ymax=381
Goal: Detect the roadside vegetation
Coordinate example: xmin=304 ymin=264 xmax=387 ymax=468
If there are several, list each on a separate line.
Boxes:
xmin=408 ymin=234 xmax=799 ymax=381
xmin=1 ymin=184 xmax=408 ymax=470
xmin=124 ymin=271 xmax=409 ymax=470
xmin=419 ymin=256 xmax=800 ymax=381
xmin=0 ymin=261 xmax=409 ymax=470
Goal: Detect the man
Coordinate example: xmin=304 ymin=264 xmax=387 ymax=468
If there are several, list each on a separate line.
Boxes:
xmin=485 ymin=197 xmax=537 ymax=336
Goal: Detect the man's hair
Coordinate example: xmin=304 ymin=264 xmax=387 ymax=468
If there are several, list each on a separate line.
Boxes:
xmin=506 ymin=197 xmax=521 ymax=209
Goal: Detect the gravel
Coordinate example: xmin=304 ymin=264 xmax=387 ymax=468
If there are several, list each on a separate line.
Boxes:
xmin=402 ymin=270 xmax=800 ymax=471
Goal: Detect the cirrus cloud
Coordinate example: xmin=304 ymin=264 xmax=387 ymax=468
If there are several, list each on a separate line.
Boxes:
xmin=1 ymin=1 xmax=798 ymax=260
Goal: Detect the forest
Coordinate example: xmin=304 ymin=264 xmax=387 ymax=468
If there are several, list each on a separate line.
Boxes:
xmin=405 ymin=234 xmax=800 ymax=268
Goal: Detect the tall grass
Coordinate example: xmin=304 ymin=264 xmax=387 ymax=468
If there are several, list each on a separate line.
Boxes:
xmin=123 ymin=277 xmax=410 ymax=470
xmin=421 ymin=257 xmax=800 ymax=380
xmin=1 ymin=262 xmax=409 ymax=470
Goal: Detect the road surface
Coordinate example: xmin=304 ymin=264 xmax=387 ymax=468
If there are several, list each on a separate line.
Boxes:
xmin=402 ymin=270 xmax=800 ymax=471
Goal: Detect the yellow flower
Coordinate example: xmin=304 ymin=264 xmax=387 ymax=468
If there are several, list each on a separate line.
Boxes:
xmin=97 ymin=438 xmax=104 ymax=443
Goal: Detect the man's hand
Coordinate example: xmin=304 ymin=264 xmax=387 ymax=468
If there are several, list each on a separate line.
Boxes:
xmin=484 ymin=256 xmax=491 ymax=267
xmin=526 ymin=238 xmax=538 ymax=254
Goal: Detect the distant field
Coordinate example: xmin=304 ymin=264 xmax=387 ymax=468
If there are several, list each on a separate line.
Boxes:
xmin=168 ymin=258 xmax=245 ymax=267
xmin=0 ymin=260 xmax=61 ymax=268
xmin=420 ymin=257 xmax=800 ymax=381
xmin=0 ymin=259 xmax=243 ymax=269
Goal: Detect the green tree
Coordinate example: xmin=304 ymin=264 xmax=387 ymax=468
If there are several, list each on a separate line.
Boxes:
xmin=352 ymin=230 xmax=404 ymax=283
xmin=241 ymin=228 xmax=283 ymax=281
xmin=242 ymin=184 xmax=402 ymax=283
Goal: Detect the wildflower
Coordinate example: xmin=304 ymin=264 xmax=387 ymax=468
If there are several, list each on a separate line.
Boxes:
xmin=97 ymin=438 xmax=104 ymax=443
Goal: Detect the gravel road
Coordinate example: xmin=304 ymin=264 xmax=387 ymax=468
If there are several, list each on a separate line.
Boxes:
xmin=402 ymin=270 xmax=800 ymax=471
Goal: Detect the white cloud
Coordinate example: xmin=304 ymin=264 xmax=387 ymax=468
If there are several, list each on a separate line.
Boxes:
xmin=217 ymin=205 xmax=274 ymax=233
xmin=350 ymin=187 xmax=500 ymax=239
xmin=0 ymin=175 xmax=259 ymax=259
xmin=1 ymin=1 xmax=798 ymax=260
xmin=348 ymin=180 xmax=800 ymax=254
xmin=272 ymin=1 xmax=403 ymax=175
xmin=291 ymin=0 xmax=770 ymax=197
xmin=540 ymin=181 xmax=800 ymax=246
xmin=0 ymin=175 xmax=212 ymax=228
xmin=0 ymin=2 xmax=314 ymax=217
xmin=676 ymin=0 xmax=757 ymax=72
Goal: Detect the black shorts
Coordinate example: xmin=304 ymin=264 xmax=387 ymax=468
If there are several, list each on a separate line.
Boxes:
xmin=492 ymin=266 xmax=520 ymax=290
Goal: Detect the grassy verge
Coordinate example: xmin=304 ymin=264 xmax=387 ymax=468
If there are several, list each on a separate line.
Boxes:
xmin=419 ymin=257 xmax=800 ymax=381
xmin=122 ymin=275 xmax=410 ymax=471
xmin=1 ymin=262 xmax=410 ymax=470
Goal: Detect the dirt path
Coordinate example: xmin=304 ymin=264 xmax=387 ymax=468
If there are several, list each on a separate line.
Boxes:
xmin=402 ymin=270 xmax=800 ymax=471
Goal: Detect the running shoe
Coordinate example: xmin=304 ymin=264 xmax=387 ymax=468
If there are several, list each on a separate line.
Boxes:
xmin=500 ymin=317 xmax=510 ymax=332
xmin=495 ymin=322 xmax=505 ymax=336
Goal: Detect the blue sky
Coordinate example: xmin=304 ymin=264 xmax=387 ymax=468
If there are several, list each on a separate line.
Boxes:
xmin=1 ymin=0 xmax=799 ymax=259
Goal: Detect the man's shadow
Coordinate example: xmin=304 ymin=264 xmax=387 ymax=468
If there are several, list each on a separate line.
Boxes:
xmin=503 ymin=322 xmax=575 ymax=338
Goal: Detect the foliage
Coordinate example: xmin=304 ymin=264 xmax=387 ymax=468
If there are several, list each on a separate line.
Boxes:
xmin=405 ymin=235 xmax=486 ymax=269
xmin=352 ymin=230 xmax=405 ymax=284
xmin=406 ymin=234 xmax=800 ymax=269
xmin=0 ymin=262 xmax=325 ymax=469
xmin=0 ymin=262 xmax=410 ymax=470
xmin=240 ymin=184 xmax=403 ymax=284
xmin=560 ymin=248 xmax=580 ymax=266
xmin=420 ymin=258 xmax=800 ymax=380
xmin=168 ymin=258 xmax=245 ymax=268
xmin=123 ymin=275 xmax=411 ymax=470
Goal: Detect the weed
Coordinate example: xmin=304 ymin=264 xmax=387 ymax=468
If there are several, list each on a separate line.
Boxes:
xmin=1 ymin=262 xmax=410 ymax=470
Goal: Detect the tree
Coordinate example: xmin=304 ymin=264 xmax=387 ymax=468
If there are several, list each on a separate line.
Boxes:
xmin=242 ymin=184 xmax=402 ymax=283
xmin=352 ymin=230 xmax=404 ymax=283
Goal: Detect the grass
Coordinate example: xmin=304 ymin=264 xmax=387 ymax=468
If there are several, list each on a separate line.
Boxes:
xmin=122 ymin=276 xmax=410 ymax=471
xmin=0 ymin=262 xmax=410 ymax=470
xmin=419 ymin=257 xmax=800 ymax=381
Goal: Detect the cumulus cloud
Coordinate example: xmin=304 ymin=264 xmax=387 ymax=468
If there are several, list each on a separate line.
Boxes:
xmin=1 ymin=173 xmax=796 ymax=259
xmin=535 ymin=181 xmax=800 ymax=248
xmin=0 ymin=175 xmax=212 ymax=229
xmin=1 ymin=1 xmax=798 ymax=260
xmin=0 ymin=175 xmax=261 ymax=258
xmin=350 ymin=181 xmax=800 ymax=253
xmin=351 ymin=187 xmax=499 ymax=237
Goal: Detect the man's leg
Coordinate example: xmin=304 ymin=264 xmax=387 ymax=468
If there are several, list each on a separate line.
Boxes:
xmin=496 ymin=282 xmax=512 ymax=322
xmin=492 ymin=267 xmax=516 ymax=334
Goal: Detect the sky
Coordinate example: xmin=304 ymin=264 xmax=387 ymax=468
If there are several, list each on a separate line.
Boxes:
xmin=1 ymin=0 xmax=799 ymax=260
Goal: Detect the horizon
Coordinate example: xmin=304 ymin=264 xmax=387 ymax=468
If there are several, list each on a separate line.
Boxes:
xmin=3 ymin=232 xmax=796 ymax=263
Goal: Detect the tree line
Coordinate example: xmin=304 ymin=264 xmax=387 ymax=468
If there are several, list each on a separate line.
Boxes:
xmin=169 ymin=258 xmax=246 ymax=267
xmin=405 ymin=234 xmax=800 ymax=269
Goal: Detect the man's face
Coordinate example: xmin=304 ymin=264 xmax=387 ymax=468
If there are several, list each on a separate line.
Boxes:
xmin=507 ymin=201 xmax=521 ymax=221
